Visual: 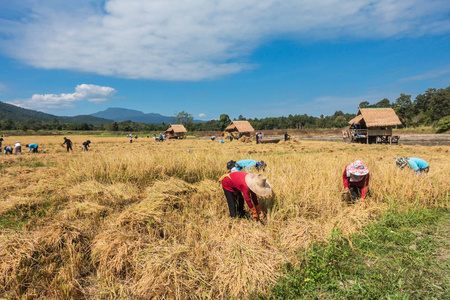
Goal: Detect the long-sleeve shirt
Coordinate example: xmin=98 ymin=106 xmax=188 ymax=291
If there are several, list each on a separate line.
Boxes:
xmin=222 ymin=171 xmax=258 ymax=209
xmin=27 ymin=143 xmax=38 ymax=152
xmin=235 ymin=159 xmax=257 ymax=171
xmin=342 ymin=169 xmax=370 ymax=199
xmin=408 ymin=157 xmax=428 ymax=172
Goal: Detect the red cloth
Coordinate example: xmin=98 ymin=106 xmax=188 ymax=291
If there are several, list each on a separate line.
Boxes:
xmin=342 ymin=168 xmax=370 ymax=199
xmin=222 ymin=171 xmax=258 ymax=208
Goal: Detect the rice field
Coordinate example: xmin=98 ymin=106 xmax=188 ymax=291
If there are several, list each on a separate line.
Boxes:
xmin=0 ymin=135 xmax=449 ymax=299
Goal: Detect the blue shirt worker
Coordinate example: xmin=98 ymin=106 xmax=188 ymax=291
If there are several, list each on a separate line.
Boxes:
xmin=229 ymin=159 xmax=267 ymax=172
xmin=396 ymin=157 xmax=429 ymax=174
xmin=26 ymin=143 xmax=39 ymax=153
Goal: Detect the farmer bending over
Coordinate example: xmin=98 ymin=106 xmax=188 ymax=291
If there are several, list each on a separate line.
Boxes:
xmin=342 ymin=160 xmax=370 ymax=203
xmin=62 ymin=137 xmax=73 ymax=152
xmin=26 ymin=143 xmax=39 ymax=153
xmin=396 ymin=157 xmax=429 ymax=174
xmin=219 ymin=171 xmax=271 ymax=219
xmin=82 ymin=140 xmax=91 ymax=152
xmin=4 ymin=145 xmax=13 ymax=155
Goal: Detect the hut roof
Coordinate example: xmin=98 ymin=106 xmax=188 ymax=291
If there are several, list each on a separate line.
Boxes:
xmin=224 ymin=121 xmax=255 ymax=133
xmin=348 ymin=108 xmax=402 ymax=127
xmin=165 ymin=124 xmax=187 ymax=133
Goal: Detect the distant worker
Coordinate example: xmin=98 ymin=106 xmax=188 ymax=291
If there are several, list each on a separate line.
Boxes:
xmin=229 ymin=133 xmax=233 ymax=141
xmin=82 ymin=140 xmax=91 ymax=152
xmin=227 ymin=159 xmax=267 ymax=173
xmin=219 ymin=138 xmax=224 ymax=144
xmin=255 ymin=133 xmax=259 ymax=144
xmin=259 ymin=132 xmax=263 ymax=142
xmin=26 ymin=143 xmax=39 ymax=153
xmin=129 ymin=135 xmax=133 ymax=143
xmin=342 ymin=160 xmax=370 ymax=203
xmin=4 ymin=145 xmax=13 ymax=155
xmin=284 ymin=131 xmax=290 ymax=141
xmin=396 ymin=157 xmax=429 ymax=174
xmin=62 ymin=137 xmax=73 ymax=152
xmin=219 ymin=171 xmax=271 ymax=219
xmin=0 ymin=138 xmax=3 ymax=153
xmin=211 ymin=135 xmax=216 ymax=141
xmin=14 ymin=141 xmax=21 ymax=155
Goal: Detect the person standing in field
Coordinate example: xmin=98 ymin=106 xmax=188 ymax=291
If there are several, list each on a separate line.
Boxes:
xmin=284 ymin=131 xmax=290 ymax=141
xmin=219 ymin=172 xmax=271 ymax=219
xmin=227 ymin=159 xmax=267 ymax=173
xmin=255 ymin=133 xmax=259 ymax=144
xmin=396 ymin=157 xmax=429 ymax=174
xmin=26 ymin=143 xmax=39 ymax=153
xmin=62 ymin=137 xmax=73 ymax=152
xmin=4 ymin=145 xmax=13 ymax=155
xmin=342 ymin=160 xmax=370 ymax=203
xmin=14 ymin=141 xmax=21 ymax=155
xmin=82 ymin=140 xmax=91 ymax=152
xmin=129 ymin=135 xmax=133 ymax=143
xmin=0 ymin=138 xmax=3 ymax=153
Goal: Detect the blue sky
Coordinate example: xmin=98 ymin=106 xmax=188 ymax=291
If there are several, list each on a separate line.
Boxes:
xmin=0 ymin=0 xmax=449 ymax=120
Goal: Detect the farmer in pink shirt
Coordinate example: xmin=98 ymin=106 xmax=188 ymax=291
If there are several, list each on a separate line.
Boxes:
xmin=342 ymin=160 xmax=370 ymax=203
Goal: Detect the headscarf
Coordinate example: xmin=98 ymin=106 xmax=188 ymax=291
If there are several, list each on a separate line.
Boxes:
xmin=395 ymin=157 xmax=408 ymax=169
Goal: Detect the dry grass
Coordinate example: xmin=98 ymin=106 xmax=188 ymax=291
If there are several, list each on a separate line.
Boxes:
xmin=0 ymin=135 xmax=449 ymax=299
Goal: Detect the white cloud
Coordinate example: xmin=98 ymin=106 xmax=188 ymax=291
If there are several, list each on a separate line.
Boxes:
xmin=399 ymin=65 xmax=450 ymax=82
xmin=1 ymin=0 xmax=450 ymax=80
xmin=8 ymin=84 xmax=117 ymax=110
xmin=198 ymin=113 xmax=206 ymax=117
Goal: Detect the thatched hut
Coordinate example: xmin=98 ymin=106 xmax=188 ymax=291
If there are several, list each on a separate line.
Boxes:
xmin=224 ymin=121 xmax=255 ymax=139
xmin=345 ymin=108 xmax=402 ymax=144
xmin=164 ymin=124 xmax=187 ymax=139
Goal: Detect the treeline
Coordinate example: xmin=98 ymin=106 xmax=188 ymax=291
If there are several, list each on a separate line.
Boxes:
xmin=1 ymin=86 xmax=448 ymax=133
xmin=359 ymin=86 xmax=449 ymax=128
xmin=186 ymin=111 xmax=356 ymax=131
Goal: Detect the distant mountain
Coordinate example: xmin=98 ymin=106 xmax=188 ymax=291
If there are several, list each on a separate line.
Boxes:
xmin=0 ymin=101 xmax=112 ymax=125
xmin=90 ymin=107 xmax=204 ymax=124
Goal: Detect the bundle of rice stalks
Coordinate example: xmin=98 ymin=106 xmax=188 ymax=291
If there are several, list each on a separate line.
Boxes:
xmin=240 ymin=136 xmax=252 ymax=143
xmin=0 ymin=222 xmax=90 ymax=299
xmin=69 ymin=181 xmax=141 ymax=208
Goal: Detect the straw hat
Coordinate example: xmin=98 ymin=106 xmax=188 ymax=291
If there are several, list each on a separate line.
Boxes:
xmin=245 ymin=173 xmax=271 ymax=196
xmin=346 ymin=160 xmax=369 ymax=176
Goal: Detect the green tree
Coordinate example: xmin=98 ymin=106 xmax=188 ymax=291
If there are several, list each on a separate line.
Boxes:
xmin=436 ymin=116 xmax=450 ymax=133
xmin=429 ymin=87 xmax=450 ymax=122
xmin=374 ymin=98 xmax=391 ymax=108
xmin=218 ymin=114 xmax=231 ymax=131
xmin=359 ymin=101 xmax=370 ymax=108
xmin=393 ymin=93 xmax=413 ymax=124
xmin=333 ymin=115 xmax=348 ymax=128
xmin=174 ymin=111 xmax=194 ymax=129
xmin=111 ymin=121 xmax=119 ymax=131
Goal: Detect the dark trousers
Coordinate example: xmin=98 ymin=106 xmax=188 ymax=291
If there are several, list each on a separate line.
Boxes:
xmin=417 ymin=167 xmax=429 ymax=174
xmin=32 ymin=147 xmax=38 ymax=153
xmin=348 ymin=186 xmax=370 ymax=203
xmin=223 ymin=188 xmax=245 ymax=218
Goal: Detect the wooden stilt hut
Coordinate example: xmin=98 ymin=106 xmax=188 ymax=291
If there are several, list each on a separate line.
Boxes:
xmin=344 ymin=108 xmax=402 ymax=144
xmin=165 ymin=124 xmax=187 ymax=139
xmin=224 ymin=121 xmax=255 ymax=139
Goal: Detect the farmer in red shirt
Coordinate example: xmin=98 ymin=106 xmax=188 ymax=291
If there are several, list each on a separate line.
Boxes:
xmin=219 ymin=171 xmax=271 ymax=219
xmin=342 ymin=160 xmax=370 ymax=203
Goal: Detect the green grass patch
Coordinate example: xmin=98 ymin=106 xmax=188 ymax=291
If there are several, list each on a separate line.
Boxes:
xmin=0 ymin=198 xmax=53 ymax=230
xmin=264 ymin=208 xmax=450 ymax=299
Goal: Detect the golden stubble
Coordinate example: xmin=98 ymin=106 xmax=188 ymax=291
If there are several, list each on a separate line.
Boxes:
xmin=0 ymin=135 xmax=448 ymax=299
